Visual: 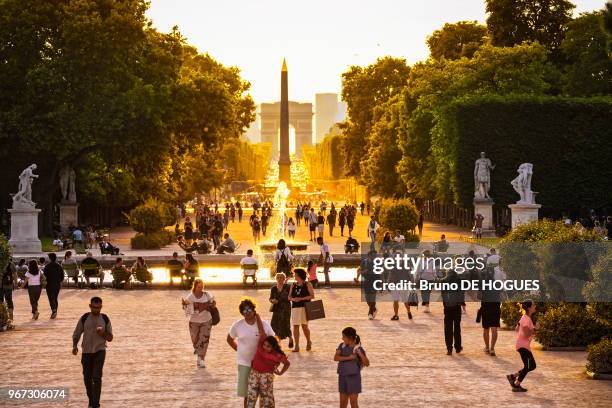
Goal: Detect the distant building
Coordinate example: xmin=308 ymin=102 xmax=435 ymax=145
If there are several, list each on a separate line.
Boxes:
xmin=244 ymin=114 xmax=261 ymax=143
xmin=260 ymin=101 xmax=313 ymax=158
xmin=315 ymin=93 xmax=339 ymax=143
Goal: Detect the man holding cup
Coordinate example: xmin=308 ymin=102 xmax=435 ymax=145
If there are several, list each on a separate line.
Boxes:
xmin=72 ymin=297 xmax=113 ymax=408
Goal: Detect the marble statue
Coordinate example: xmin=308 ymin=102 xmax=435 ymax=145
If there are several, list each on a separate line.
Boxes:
xmin=511 ymin=163 xmax=535 ymax=204
xmin=59 ymin=165 xmax=77 ymax=202
xmin=12 ymin=164 xmax=39 ymax=207
xmin=474 ymin=152 xmax=495 ymax=199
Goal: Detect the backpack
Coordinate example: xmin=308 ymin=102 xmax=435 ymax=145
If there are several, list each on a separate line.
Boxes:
xmin=80 ymin=312 xmax=110 ymax=330
xmin=277 ymin=251 xmax=290 ymax=268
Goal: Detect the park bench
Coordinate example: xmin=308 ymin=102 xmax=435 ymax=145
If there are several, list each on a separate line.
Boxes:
xmin=167 ymin=263 xmax=186 ymax=286
xmin=62 ymin=262 xmax=82 ymax=288
xmin=242 ymin=263 xmax=258 ymax=287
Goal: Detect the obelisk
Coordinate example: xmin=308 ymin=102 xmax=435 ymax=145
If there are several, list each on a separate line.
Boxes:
xmin=278 ymin=58 xmax=291 ymax=186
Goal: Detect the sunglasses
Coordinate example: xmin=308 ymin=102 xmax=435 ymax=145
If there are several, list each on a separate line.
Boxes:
xmin=242 ymin=307 xmax=254 ymax=314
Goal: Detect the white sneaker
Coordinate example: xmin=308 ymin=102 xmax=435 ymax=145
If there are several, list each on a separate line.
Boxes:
xmin=368 ymin=313 xmax=373 ymax=320
xmin=197 ymin=357 xmax=206 ymax=368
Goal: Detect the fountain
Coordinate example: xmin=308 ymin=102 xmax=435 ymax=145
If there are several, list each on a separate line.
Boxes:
xmin=257 ymin=181 xmax=309 ymax=252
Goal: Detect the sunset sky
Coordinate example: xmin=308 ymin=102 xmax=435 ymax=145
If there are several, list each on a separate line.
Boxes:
xmin=147 ymin=0 xmax=605 ymax=104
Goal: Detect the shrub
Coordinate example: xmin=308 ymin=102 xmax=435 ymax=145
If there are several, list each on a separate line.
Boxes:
xmin=500 ymin=294 xmax=556 ymax=329
xmin=583 ymin=249 xmax=612 ymax=308
xmin=128 ymin=198 xmax=175 ymax=234
xmin=378 ymin=198 xmax=419 ymax=238
xmin=535 ymin=303 xmax=610 ymax=347
xmin=499 ymin=220 xmax=605 ymax=301
xmin=0 ymin=234 xmax=11 ymax=275
xmin=130 ymin=230 xmax=174 ymax=250
xmin=586 ymin=338 xmax=612 ymax=374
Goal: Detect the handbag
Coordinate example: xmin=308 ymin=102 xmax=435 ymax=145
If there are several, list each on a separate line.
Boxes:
xmin=408 ymin=291 xmax=419 ymax=307
xmin=304 ymin=299 xmax=325 ymax=321
xmin=205 ymin=292 xmax=220 ymax=325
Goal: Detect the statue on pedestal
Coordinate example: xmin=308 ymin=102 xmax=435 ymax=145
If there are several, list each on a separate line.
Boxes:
xmin=511 ymin=163 xmax=535 ymax=204
xmin=474 ymin=152 xmax=495 ymax=200
xmin=12 ymin=164 xmax=39 ymax=207
xmin=59 ymin=165 xmax=77 ymax=203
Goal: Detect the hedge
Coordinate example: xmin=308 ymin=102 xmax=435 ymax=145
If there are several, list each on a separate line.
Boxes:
xmin=130 ymin=230 xmax=174 ymax=250
xmin=431 ymin=95 xmax=612 ymax=216
xmin=586 ymin=338 xmax=612 ymax=374
xmin=128 ymin=198 xmax=175 ymax=235
xmin=535 ymin=303 xmax=610 ymax=347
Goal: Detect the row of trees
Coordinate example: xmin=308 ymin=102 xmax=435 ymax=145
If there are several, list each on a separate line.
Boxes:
xmin=0 ymin=0 xmax=257 ymax=233
xmin=338 ymin=0 xmax=612 ymax=212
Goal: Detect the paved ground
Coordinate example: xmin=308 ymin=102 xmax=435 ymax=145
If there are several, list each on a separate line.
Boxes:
xmin=2 ymin=288 xmax=610 ymax=408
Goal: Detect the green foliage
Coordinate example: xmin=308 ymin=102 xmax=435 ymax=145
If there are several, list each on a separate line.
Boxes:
xmin=128 ymin=199 xmax=175 ymax=234
xmin=0 ymin=234 xmax=11 ymax=273
xmin=339 ymin=57 xmax=410 ymax=179
xmin=499 ymin=220 xmax=605 ymax=300
xmin=397 ymin=42 xmax=556 ymax=201
xmin=535 ymin=303 xmax=610 ymax=347
xmin=561 ymin=11 xmax=612 ymax=96
xmin=583 ymin=249 xmax=612 ymax=307
xmin=377 ymin=199 xmax=419 ymax=237
xmin=130 ymin=230 xmax=174 ymax=250
xmin=303 ymin=133 xmax=345 ymax=181
xmin=500 ymin=293 xmax=555 ymax=328
xmin=360 ymin=98 xmax=405 ymax=197
xmin=485 ymin=0 xmax=575 ymax=57
xmin=587 ymin=338 xmax=612 ymax=374
xmin=432 ymin=95 xmax=612 ymax=212
xmin=427 ymin=21 xmax=488 ymax=60
xmin=0 ymin=302 xmax=8 ymax=327
xmin=0 ymin=0 xmax=255 ymax=227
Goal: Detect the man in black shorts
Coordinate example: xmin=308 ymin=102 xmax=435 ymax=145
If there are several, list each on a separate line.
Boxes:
xmin=480 ymin=265 xmax=502 ymax=356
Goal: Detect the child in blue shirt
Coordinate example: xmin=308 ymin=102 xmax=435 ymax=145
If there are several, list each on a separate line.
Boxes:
xmin=334 ymin=327 xmax=369 ymax=408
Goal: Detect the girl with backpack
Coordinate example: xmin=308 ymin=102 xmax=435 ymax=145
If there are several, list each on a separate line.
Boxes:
xmin=507 ymin=300 xmax=537 ymax=392
xmin=334 ymin=327 xmax=369 ymax=408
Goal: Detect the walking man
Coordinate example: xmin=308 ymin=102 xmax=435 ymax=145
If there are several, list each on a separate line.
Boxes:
xmin=72 ymin=297 xmax=113 ymax=408
xmin=43 ymin=253 xmax=64 ymax=319
xmin=316 ymin=236 xmax=334 ymax=288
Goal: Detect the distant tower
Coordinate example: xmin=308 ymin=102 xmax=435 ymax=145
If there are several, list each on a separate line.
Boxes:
xmin=278 ymin=59 xmax=291 ymax=185
xmin=315 ymin=93 xmax=339 ymax=142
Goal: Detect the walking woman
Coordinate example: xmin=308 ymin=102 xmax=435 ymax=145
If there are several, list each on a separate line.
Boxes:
xmin=181 ymin=278 xmax=215 ymax=368
xmin=288 ymin=268 xmax=314 ymax=352
xmin=287 ymin=217 xmax=296 ymax=239
xmin=507 ymin=300 xmax=537 ymax=392
xmin=274 ymin=239 xmax=293 ymax=277
xmin=23 ymin=259 xmax=42 ymax=320
xmin=269 ymin=273 xmax=294 ymax=349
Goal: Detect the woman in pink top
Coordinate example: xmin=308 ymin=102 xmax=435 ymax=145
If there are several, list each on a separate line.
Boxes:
xmin=246 ymin=313 xmax=290 ymax=407
xmin=507 ymin=300 xmax=537 ymax=392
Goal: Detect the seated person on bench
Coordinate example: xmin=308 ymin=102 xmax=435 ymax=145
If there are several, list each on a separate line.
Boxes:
xmin=216 ymin=233 xmax=236 ymax=254
xmin=435 ymin=234 xmax=449 ymax=253
xmin=166 ymin=252 xmax=184 ymax=285
xmin=345 ymin=236 xmax=360 ymax=253
xmin=240 ymin=249 xmax=258 ymax=286
xmin=80 ymin=252 xmax=104 ymax=285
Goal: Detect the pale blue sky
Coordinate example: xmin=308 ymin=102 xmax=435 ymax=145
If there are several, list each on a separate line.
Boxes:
xmin=147 ymin=0 xmax=605 ymax=104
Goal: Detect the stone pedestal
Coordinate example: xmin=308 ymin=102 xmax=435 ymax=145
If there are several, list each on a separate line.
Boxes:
xmin=508 ymin=203 xmax=541 ymax=228
xmin=473 ymin=198 xmax=496 ymax=236
xmin=59 ymin=202 xmax=79 ymax=233
xmin=8 ymin=207 xmax=42 ymax=253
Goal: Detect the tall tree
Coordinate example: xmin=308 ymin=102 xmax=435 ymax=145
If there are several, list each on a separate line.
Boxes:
xmin=561 ymin=11 xmax=612 ymax=96
xmin=339 ymin=57 xmax=410 ymax=180
xmin=485 ymin=0 xmax=575 ymax=56
xmin=427 ymin=21 xmax=488 ymax=60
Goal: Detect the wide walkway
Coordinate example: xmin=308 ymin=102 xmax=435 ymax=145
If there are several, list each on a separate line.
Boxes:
xmin=2 ymin=288 xmax=610 ymax=407
xmin=95 ymin=209 xmax=473 ymax=257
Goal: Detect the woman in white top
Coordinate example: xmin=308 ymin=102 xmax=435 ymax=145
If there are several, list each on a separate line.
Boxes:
xmin=274 ymin=239 xmax=294 ymax=276
xmin=23 ymin=259 xmax=42 ymax=320
xmin=181 ymin=278 xmax=215 ymax=368
xmin=287 ymin=217 xmax=297 ymax=239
